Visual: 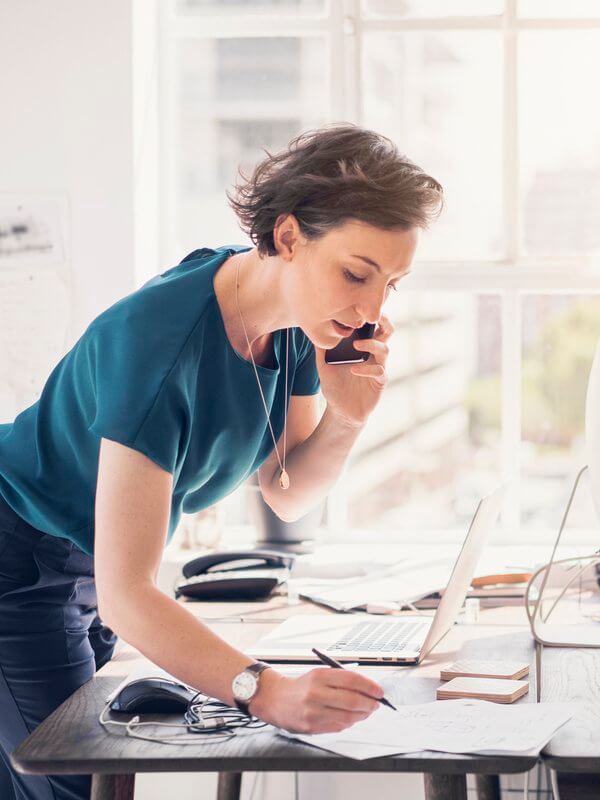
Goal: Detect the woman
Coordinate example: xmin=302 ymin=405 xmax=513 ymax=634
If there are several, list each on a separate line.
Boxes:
xmin=0 ymin=123 xmax=442 ymax=800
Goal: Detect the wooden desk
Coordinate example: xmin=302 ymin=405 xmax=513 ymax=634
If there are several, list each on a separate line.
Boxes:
xmin=538 ymin=643 xmax=600 ymax=800
xmin=8 ymin=598 xmax=591 ymax=800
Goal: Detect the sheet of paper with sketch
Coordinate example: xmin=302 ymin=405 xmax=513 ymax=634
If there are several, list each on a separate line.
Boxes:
xmin=281 ymin=698 xmax=574 ymax=761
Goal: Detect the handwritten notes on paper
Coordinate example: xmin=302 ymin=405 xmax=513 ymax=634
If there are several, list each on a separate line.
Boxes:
xmin=282 ymin=698 xmax=574 ymax=761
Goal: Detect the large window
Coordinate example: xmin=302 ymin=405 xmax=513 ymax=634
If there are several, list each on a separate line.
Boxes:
xmin=157 ymin=0 xmax=600 ymax=543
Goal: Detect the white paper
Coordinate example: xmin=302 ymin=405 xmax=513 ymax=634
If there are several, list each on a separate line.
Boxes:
xmin=281 ymin=698 xmax=574 ymax=761
xmin=296 ymin=559 xmax=454 ymax=611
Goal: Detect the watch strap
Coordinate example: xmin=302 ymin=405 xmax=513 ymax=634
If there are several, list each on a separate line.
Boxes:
xmin=233 ymin=662 xmax=271 ymax=715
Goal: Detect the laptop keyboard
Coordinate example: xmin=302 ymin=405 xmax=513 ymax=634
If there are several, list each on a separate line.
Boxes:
xmin=329 ymin=620 xmax=424 ymax=652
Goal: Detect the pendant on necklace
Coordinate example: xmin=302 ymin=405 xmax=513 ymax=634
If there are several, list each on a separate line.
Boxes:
xmin=279 ymin=469 xmax=290 ymax=490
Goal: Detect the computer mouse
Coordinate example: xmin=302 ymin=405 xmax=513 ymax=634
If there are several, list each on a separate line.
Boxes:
xmin=109 ymin=677 xmax=198 ymax=714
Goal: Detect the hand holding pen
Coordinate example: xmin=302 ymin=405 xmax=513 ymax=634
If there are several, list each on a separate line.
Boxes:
xmin=312 ymin=648 xmax=397 ymax=711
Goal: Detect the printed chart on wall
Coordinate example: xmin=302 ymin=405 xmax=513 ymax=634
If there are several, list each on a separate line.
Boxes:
xmin=0 ymin=196 xmax=70 ymax=424
xmin=0 ymin=196 xmax=66 ymax=269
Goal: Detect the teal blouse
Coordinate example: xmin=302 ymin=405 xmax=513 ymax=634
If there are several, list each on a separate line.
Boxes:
xmin=0 ymin=246 xmax=320 ymax=555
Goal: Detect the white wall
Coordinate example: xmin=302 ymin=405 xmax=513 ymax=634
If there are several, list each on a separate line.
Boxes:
xmin=0 ymin=0 xmax=136 ymax=421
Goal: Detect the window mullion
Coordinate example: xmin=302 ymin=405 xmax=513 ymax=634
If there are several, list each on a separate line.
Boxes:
xmin=328 ymin=0 xmax=347 ymax=120
xmin=499 ymin=0 xmax=522 ymax=536
xmin=323 ymin=0 xmax=362 ymax=533
xmin=347 ymin=0 xmax=362 ymax=124
xmin=501 ymin=290 xmax=522 ymax=536
xmin=503 ymin=0 xmax=519 ymax=263
xmin=159 ymin=0 xmax=178 ymax=268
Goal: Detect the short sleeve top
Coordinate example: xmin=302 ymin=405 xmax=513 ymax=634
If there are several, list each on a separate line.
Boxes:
xmin=0 ymin=245 xmax=320 ymax=555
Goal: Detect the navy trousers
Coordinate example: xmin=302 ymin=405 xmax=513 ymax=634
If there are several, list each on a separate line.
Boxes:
xmin=0 ymin=496 xmax=117 ymax=800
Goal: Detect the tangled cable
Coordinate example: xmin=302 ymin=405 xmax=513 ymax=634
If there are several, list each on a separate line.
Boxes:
xmin=184 ymin=692 xmax=268 ymax=733
xmin=99 ymin=689 xmax=268 ymax=746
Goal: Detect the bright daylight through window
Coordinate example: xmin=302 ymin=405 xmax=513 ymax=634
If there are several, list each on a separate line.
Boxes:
xmin=161 ymin=0 xmax=600 ymax=543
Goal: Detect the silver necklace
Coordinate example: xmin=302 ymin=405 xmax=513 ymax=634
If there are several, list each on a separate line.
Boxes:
xmin=235 ymin=255 xmax=290 ymax=490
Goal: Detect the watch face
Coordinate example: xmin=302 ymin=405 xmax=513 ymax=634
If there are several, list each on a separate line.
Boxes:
xmin=233 ymin=671 xmax=258 ymax=701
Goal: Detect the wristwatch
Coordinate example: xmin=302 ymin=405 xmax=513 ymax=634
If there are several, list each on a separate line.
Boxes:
xmin=231 ymin=662 xmax=271 ymax=715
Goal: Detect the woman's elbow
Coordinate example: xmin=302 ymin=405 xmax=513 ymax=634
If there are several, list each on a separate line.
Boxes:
xmin=261 ymin=494 xmax=302 ymax=524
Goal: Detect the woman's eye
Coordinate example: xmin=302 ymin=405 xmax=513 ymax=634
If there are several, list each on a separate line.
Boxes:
xmin=343 ymin=268 xmax=367 ymax=284
xmin=343 ymin=268 xmax=398 ymax=293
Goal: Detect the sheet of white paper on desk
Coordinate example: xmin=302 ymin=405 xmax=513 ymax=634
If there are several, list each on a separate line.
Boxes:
xmin=297 ymin=559 xmax=455 ymax=611
xmin=281 ymin=699 xmax=574 ymax=761
xmin=280 ymin=704 xmax=418 ymax=760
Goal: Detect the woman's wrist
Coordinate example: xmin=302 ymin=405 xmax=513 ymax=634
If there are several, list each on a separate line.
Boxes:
xmin=247 ymin=667 xmax=288 ymax=722
xmin=324 ymin=403 xmax=366 ymax=432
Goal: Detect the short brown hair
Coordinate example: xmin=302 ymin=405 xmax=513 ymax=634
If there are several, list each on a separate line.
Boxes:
xmin=226 ymin=122 xmax=443 ymax=257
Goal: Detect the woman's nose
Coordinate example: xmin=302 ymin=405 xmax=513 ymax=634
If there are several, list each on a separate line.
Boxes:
xmin=355 ymin=288 xmax=386 ymax=325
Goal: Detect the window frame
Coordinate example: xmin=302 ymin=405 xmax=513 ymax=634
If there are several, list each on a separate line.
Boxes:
xmin=153 ymin=0 xmax=600 ymax=544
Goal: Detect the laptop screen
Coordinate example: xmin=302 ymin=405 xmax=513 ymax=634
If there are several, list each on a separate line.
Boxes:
xmin=419 ymin=486 xmax=504 ymax=659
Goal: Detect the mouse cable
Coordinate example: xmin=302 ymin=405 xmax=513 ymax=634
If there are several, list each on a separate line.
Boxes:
xmin=184 ymin=693 xmax=268 ymax=733
xmin=98 ymin=703 xmax=238 ymax=745
xmin=98 ymin=692 xmax=267 ymax=746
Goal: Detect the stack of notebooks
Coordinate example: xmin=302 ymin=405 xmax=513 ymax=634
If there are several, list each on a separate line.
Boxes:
xmin=436 ymin=659 xmax=530 ymax=703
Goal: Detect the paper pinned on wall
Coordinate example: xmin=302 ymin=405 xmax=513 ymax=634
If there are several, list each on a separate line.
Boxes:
xmin=0 ymin=196 xmax=66 ymax=268
xmin=0 ymin=267 xmax=71 ymax=422
xmin=280 ymin=696 xmax=574 ymax=761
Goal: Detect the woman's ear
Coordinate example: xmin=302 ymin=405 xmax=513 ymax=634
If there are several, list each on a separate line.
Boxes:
xmin=273 ymin=213 xmax=306 ymax=259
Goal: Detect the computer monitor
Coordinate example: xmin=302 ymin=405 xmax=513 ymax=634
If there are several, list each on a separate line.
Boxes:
xmin=527 ymin=339 xmax=600 ymax=648
xmin=529 ymin=341 xmax=600 ymax=615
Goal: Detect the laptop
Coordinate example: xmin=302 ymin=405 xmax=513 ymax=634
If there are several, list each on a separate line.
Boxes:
xmin=248 ymin=486 xmax=504 ymax=665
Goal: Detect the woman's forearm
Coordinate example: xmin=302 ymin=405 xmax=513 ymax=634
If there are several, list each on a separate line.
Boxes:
xmin=102 ymin=581 xmax=385 ymax=734
xmin=103 ymin=581 xmax=274 ymax=706
xmin=265 ymin=405 xmax=363 ymax=522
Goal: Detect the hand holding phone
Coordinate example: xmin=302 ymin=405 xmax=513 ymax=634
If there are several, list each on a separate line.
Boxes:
xmin=324 ymin=323 xmax=376 ymax=365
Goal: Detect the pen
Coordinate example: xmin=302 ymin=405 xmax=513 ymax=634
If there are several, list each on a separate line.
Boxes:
xmin=311 ymin=647 xmax=397 ymax=711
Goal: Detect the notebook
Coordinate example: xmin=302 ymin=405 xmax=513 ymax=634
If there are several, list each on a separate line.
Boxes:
xmin=437 ymin=677 xmax=529 ymax=703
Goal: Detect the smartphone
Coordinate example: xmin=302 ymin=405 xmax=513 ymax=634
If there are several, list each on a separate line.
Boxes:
xmin=325 ymin=322 xmax=376 ymax=365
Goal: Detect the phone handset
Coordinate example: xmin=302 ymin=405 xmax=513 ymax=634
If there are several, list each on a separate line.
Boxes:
xmin=181 ymin=549 xmax=295 ymax=579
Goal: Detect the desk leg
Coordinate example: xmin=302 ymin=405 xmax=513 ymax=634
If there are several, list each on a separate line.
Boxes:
xmin=90 ymin=773 xmax=135 ymax=800
xmin=474 ymin=774 xmax=501 ymax=800
xmin=423 ymin=774 xmax=467 ymax=800
xmin=217 ymin=771 xmax=242 ymax=800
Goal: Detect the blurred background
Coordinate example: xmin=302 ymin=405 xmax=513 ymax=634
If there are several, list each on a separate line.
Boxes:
xmin=2 ymin=0 xmax=600 ymax=549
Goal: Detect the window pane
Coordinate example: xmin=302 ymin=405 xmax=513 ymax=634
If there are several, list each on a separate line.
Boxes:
xmin=363 ymin=0 xmax=503 ymax=17
xmin=177 ymin=0 xmax=325 ymax=14
xmin=363 ymin=32 xmax=503 ymax=261
xmin=177 ymin=37 xmax=327 ymax=253
xmin=519 ymin=0 xmax=600 ymax=17
xmin=345 ymin=293 xmax=502 ymax=533
xmin=521 ymin=295 xmax=600 ymax=531
xmin=520 ymin=32 xmax=600 ymax=256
